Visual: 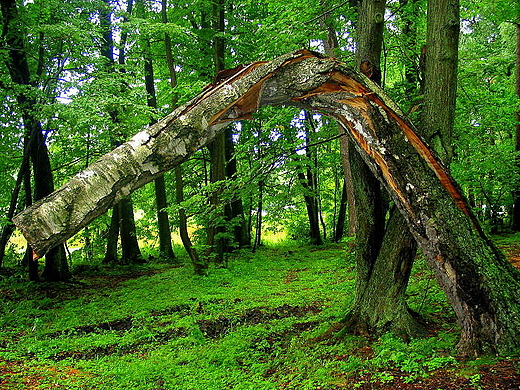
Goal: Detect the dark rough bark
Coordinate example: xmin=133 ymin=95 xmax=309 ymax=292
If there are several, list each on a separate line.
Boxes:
xmin=103 ymin=205 xmax=120 ymax=264
xmin=1 ymin=0 xmax=69 ymax=281
xmin=356 ymin=0 xmax=385 ymax=84
xmin=420 ymin=0 xmax=459 ymax=164
xmin=13 ymin=50 xmax=520 ymax=355
xmin=399 ymin=0 xmax=421 ymax=100
xmin=119 ymin=197 xmax=144 ymax=264
xmin=342 ymin=206 xmax=419 ymax=337
xmin=340 ymin=0 xmax=422 ymax=338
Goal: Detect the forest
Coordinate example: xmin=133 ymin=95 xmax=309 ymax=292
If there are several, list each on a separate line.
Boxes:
xmin=1 ymin=0 xmax=519 ymax=388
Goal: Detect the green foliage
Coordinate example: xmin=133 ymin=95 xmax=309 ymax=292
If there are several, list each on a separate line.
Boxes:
xmin=452 ymin=11 xmax=518 ymax=232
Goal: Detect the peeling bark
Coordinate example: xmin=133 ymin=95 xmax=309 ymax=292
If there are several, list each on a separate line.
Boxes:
xmin=13 ymin=50 xmax=520 ymax=355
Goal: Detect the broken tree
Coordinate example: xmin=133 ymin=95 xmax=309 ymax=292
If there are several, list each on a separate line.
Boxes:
xmin=12 ymin=50 xmax=520 ymax=356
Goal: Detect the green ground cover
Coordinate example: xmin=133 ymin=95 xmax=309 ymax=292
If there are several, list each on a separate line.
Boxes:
xmin=0 ymin=241 xmax=518 ymax=389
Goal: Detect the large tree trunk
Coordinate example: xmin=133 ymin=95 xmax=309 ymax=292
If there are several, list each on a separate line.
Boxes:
xmin=421 ymin=0 xmax=459 ymax=163
xmin=13 ymin=50 xmax=520 ymax=355
xmin=340 ymin=0 xmax=422 ymax=338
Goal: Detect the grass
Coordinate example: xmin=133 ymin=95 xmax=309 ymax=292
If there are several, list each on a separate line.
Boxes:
xmin=0 ymin=241 xmax=518 ymax=389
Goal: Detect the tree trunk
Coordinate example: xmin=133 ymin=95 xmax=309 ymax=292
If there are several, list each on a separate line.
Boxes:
xmin=13 ymin=50 xmax=520 ymax=355
xmin=119 ymin=197 xmax=144 ymax=264
xmin=153 ymin=175 xmax=176 ymax=259
xmin=0 ymin=135 xmax=32 ymax=267
xmin=338 ymin=0 xmax=422 ymax=338
xmin=206 ymin=133 xmax=228 ymax=265
xmin=100 ymin=0 xmax=143 ymax=265
xmin=24 ymin=165 xmax=39 ymax=281
xmin=175 ymin=165 xmax=206 ymax=274
xmin=1 ymin=0 xmax=69 ymax=281
xmin=103 ymin=205 xmax=120 ymax=264
xmin=252 ymin=179 xmax=264 ymax=252
xmin=333 ymin=178 xmax=348 ymax=242
xmin=143 ymin=37 xmax=176 ymax=261
xmin=322 ymin=12 xmax=357 ymax=236
xmin=205 ymin=0 xmax=227 ymax=264
xmin=297 ymin=113 xmax=322 ymax=245
xmin=224 ymin=127 xmax=250 ymax=247
xmin=421 ymin=0 xmax=459 ymax=164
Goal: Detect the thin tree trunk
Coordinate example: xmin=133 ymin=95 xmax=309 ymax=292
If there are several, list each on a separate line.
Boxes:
xmin=252 ymin=179 xmax=264 ymax=253
xmin=333 ymin=178 xmax=348 ymax=242
xmin=175 ymin=166 xmax=206 ymax=274
xmin=224 ymin=127 xmax=250 ymax=247
xmin=322 ymin=17 xmax=357 ymax=236
xmin=0 ymin=135 xmax=32 ymax=267
xmin=101 ymin=0 xmax=143 ymax=265
xmin=161 ymin=0 xmax=202 ymax=270
xmin=297 ymin=113 xmax=322 ymax=245
xmin=23 ymin=164 xmax=39 ymax=281
xmin=103 ymin=205 xmax=120 ymax=264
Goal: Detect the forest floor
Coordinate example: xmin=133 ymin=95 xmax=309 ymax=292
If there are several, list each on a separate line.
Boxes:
xmin=0 ymin=235 xmax=519 ymax=389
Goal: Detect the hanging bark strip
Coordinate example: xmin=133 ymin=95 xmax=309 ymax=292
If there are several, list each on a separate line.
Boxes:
xmin=12 ymin=50 xmax=520 ymax=355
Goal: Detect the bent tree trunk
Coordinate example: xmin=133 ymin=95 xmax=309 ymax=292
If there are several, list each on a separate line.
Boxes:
xmin=12 ymin=50 xmax=520 ymax=355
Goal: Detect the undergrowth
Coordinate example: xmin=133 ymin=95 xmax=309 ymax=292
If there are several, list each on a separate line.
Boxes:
xmin=0 ymin=242 xmax=517 ymax=389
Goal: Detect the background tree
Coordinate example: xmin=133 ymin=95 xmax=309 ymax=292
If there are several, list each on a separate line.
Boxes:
xmin=1 ymin=0 xmax=70 ymax=281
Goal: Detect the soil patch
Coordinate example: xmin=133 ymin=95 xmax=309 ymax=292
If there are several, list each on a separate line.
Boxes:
xmin=198 ymin=303 xmax=322 ymax=338
xmin=45 ymin=317 xmax=134 ymax=338
xmin=50 ymin=327 xmax=188 ymax=361
xmin=335 ymin=359 xmax=519 ymax=389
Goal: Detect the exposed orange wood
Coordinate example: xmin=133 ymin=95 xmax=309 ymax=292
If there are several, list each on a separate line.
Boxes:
xmin=367 ymin=94 xmax=474 ymax=219
xmin=208 ymin=50 xmax=317 ymax=126
xmin=334 ymin=114 xmax=417 ymax=222
xmin=329 ymin=70 xmax=369 ymax=96
xmin=292 ymin=82 xmax=346 ymax=101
